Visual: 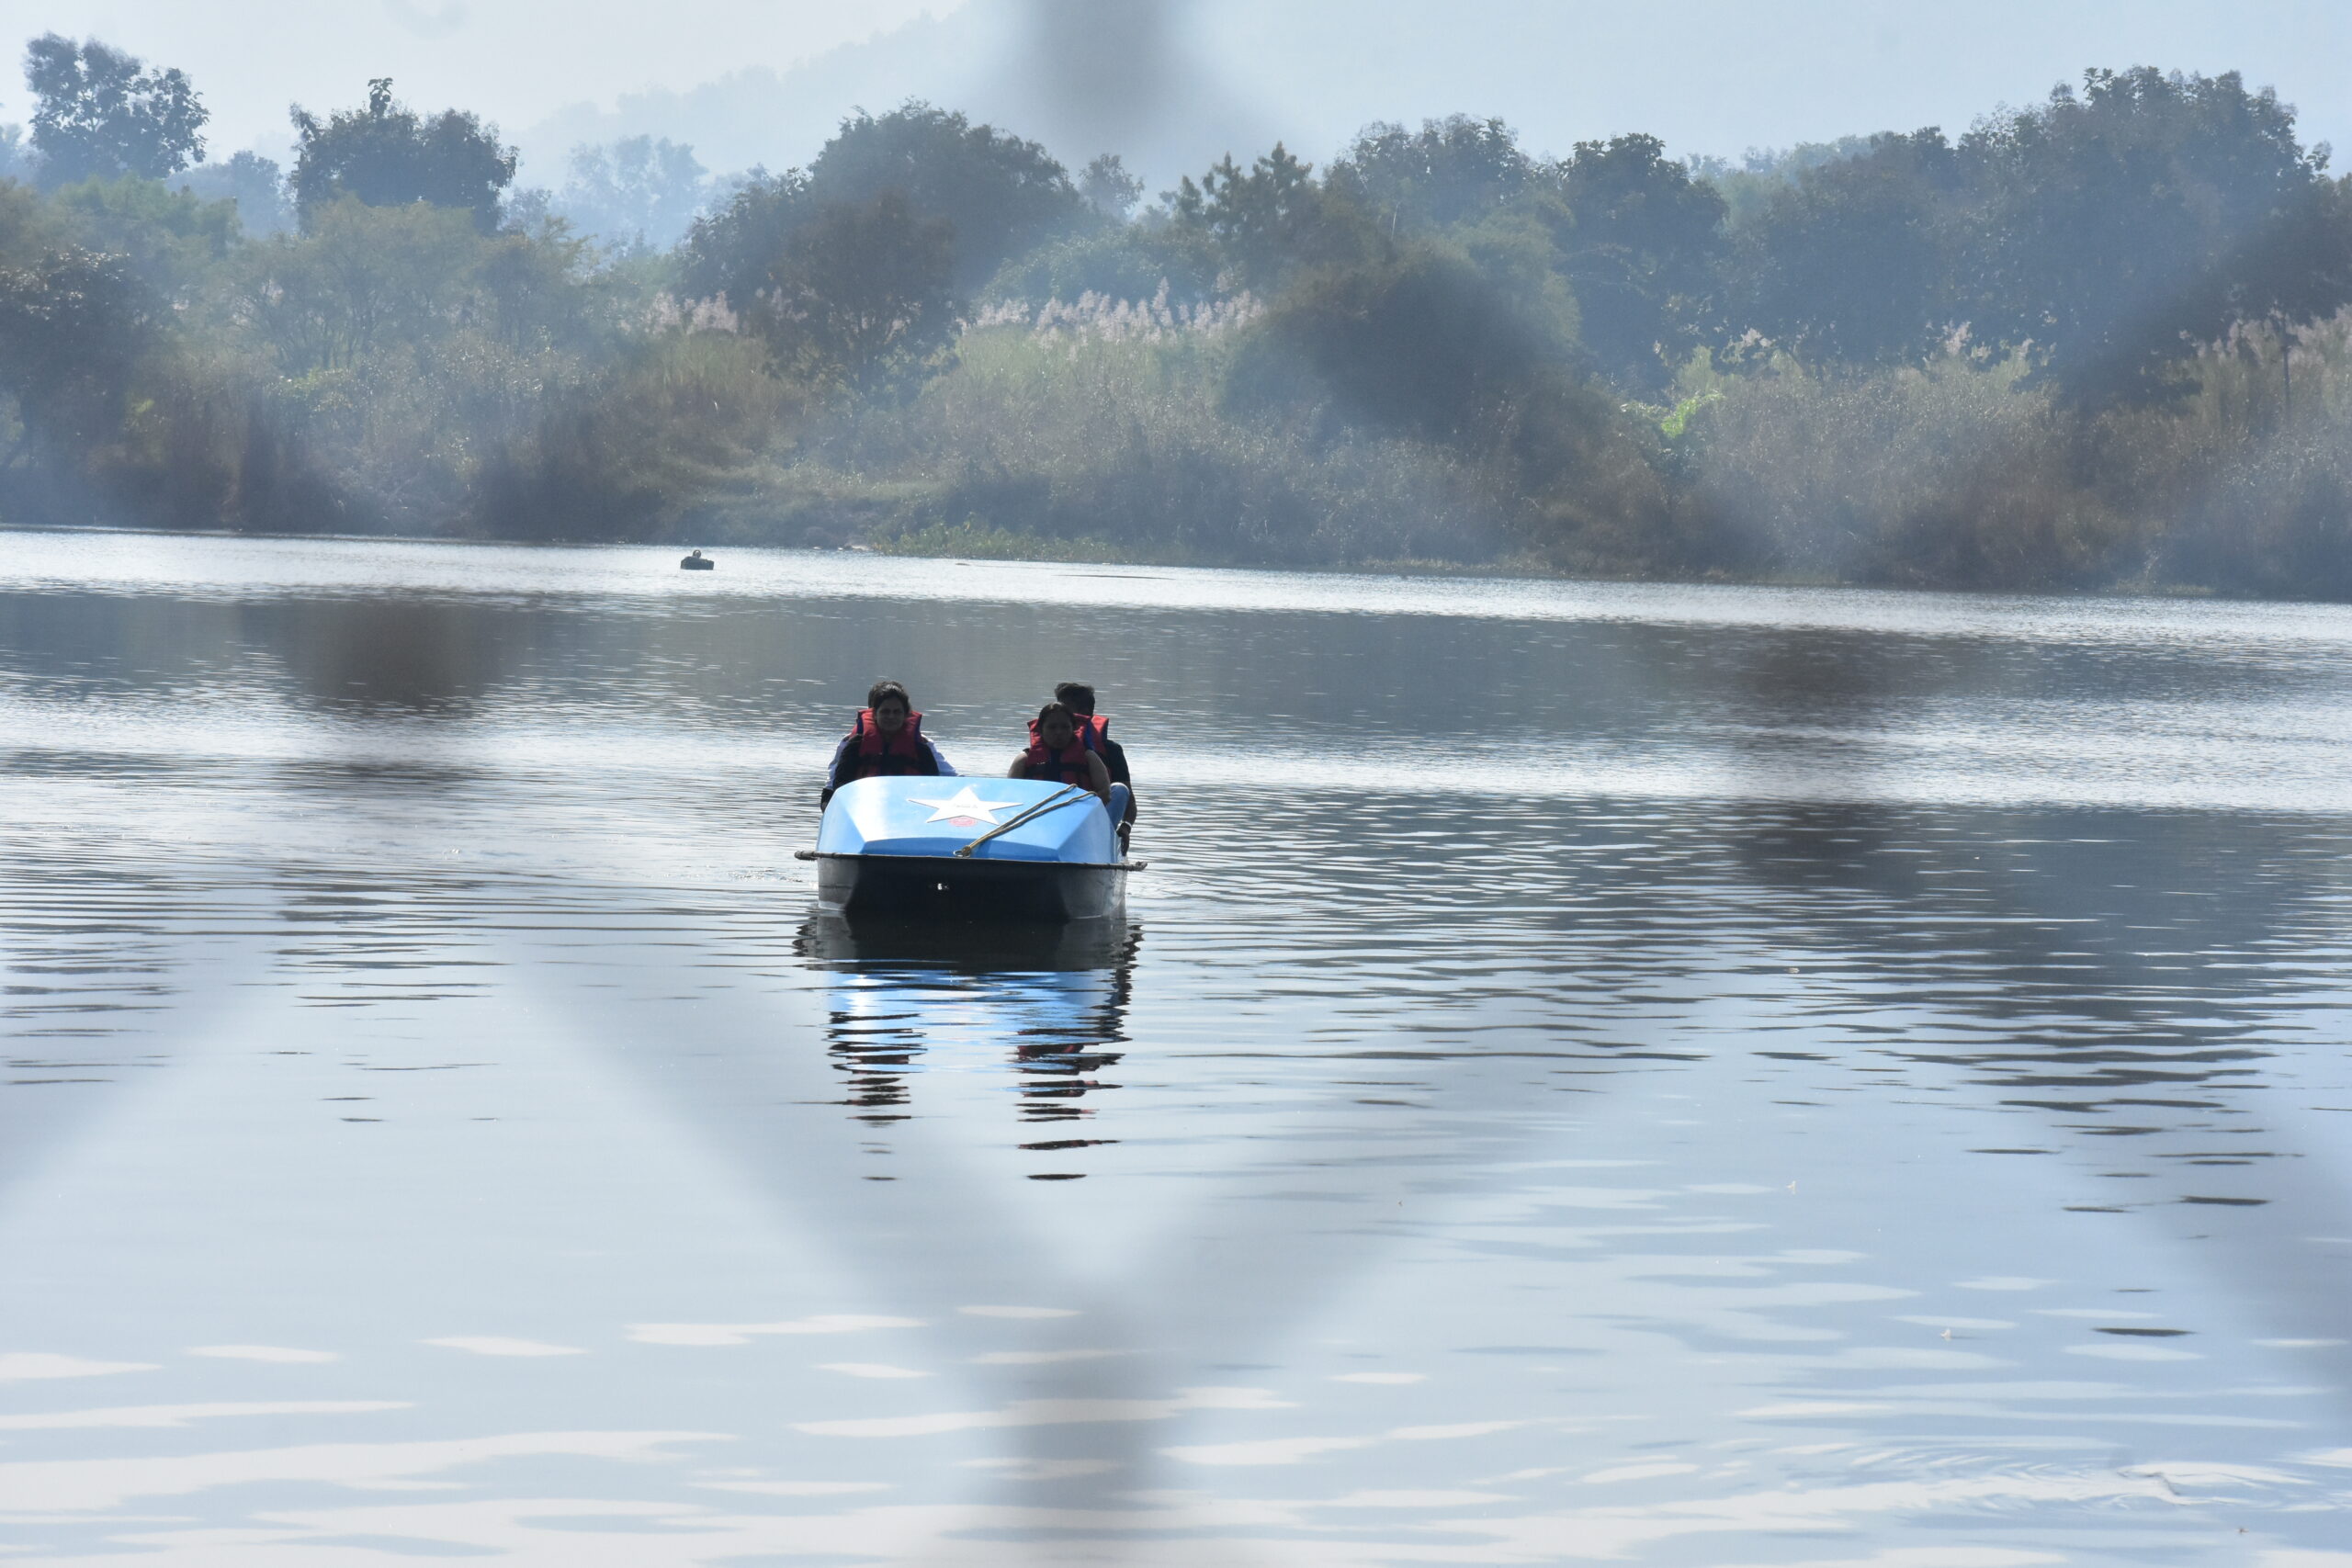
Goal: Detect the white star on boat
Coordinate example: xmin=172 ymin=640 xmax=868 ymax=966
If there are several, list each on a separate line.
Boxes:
xmin=905 ymin=786 xmax=1023 ymax=826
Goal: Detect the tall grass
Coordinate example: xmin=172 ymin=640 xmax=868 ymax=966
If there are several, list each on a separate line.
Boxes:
xmin=772 ymin=297 xmax=1512 ymax=567
xmin=475 ymin=329 xmax=783 ymax=541
xmin=2141 ymin=313 xmax=2352 ymax=596
xmin=1665 ymin=314 xmax=2352 ymax=598
xmin=1682 ymin=353 xmax=2139 ymax=590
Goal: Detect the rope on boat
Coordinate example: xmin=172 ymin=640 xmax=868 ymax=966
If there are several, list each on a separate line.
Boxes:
xmin=955 ymin=784 xmax=1091 ymax=858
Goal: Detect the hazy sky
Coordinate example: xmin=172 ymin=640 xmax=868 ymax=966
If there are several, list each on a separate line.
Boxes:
xmin=11 ymin=0 xmax=2352 ymax=187
xmin=2 ymin=0 xmax=940 ymax=153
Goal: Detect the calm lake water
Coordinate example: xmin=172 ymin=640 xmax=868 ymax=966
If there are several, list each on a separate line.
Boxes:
xmin=3 ymin=528 xmax=2350 ymax=1565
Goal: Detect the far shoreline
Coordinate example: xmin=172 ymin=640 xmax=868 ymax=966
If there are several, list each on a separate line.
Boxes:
xmin=0 ymin=518 xmax=2259 ymax=607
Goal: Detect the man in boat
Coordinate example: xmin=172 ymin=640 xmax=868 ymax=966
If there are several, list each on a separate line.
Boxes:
xmin=821 ymin=680 xmax=956 ymax=806
xmin=1041 ymin=681 xmax=1137 ymax=852
xmin=1010 ymin=702 xmax=1121 ymax=822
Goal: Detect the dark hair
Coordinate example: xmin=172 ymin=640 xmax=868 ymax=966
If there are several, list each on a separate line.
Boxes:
xmin=867 ymin=680 xmax=911 ymax=711
xmin=1052 ymin=681 xmax=1096 ymax=714
xmin=1035 ymin=700 xmax=1076 ymax=728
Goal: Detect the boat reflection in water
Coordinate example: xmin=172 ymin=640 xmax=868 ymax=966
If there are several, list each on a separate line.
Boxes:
xmin=796 ymin=915 xmax=1139 ymax=1167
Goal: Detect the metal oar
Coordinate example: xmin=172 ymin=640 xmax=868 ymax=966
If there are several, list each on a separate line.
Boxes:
xmin=956 ymin=784 xmax=1091 ymax=858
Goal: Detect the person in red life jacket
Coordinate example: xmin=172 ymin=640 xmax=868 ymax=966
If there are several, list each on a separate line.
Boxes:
xmin=1009 ymin=701 xmax=1112 ymax=807
xmin=821 ymin=680 xmax=957 ymax=806
xmin=1033 ymin=681 xmax=1136 ymax=851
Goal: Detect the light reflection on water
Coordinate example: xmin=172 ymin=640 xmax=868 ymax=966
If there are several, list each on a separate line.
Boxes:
xmin=2 ymin=529 xmax=2351 ymax=1563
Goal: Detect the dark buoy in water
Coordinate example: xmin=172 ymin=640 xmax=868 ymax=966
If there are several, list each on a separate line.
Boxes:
xmin=680 ymin=548 xmax=715 ymax=570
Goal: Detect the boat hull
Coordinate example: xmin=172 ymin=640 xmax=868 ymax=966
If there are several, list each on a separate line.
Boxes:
xmin=797 ymin=909 xmax=1136 ymax=968
xmin=813 ymin=852 xmax=1127 ymax=921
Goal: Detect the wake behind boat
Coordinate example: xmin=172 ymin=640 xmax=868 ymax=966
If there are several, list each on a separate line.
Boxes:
xmin=798 ymin=775 xmax=1142 ymax=921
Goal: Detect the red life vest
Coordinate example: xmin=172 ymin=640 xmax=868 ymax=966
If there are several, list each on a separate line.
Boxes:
xmin=841 ymin=707 xmax=931 ymax=780
xmin=1027 ymin=712 xmax=1111 ymax=752
xmin=1021 ymin=734 xmax=1094 ymax=787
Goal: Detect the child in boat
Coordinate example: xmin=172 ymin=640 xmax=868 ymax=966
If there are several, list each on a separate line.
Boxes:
xmin=1043 ymin=681 xmax=1136 ymax=850
xmin=1010 ymin=702 xmax=1114 ymax=807
xmin=822 ymin=680 xmax=956 ymax=806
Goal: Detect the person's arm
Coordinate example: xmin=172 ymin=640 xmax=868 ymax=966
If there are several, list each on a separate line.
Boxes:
xmin=925 ymin=739 xmax=957 ymax=777
xmin=1085 ymin=749 xmax=1111 ymax=803
xmin=821 ymin=735 xmax=854 ymax=807
xmin=1006 ymin=752 xmax=1031 ymax=779
xmin=1101 ymin=738 xmax=1135 ymax=822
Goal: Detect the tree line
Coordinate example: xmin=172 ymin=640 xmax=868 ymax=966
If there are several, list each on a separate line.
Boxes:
xmin=6 ymin=32 xmax=2352 ymax=595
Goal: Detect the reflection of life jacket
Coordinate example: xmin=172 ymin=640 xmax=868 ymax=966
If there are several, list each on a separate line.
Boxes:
xmin=841 ymin=708 xmax=931 ymax=780
xmin=1021 ymin=734 xmax=1094 ymax=787
xmin=1028 ymin=712 xmax=1111 ymax=752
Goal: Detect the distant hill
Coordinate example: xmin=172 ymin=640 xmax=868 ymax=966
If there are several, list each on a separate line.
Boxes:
xmin=520 ymin=10 xmax=989 ymax=185
xmin=515 ymin=0 xmax=2352 ymax=203
xmin=517 ymin=3 xmax=1272 ymax=194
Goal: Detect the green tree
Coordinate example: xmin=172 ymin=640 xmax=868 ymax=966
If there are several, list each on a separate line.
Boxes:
xmin=289 ymin=79 xmax=515 ymax=234
xmin=1079 ymin=152 xmax=1144 ymax=219
xmin=243 ymin=197 xmax=487 ymax=374
xmin=1167 ymin=142 xmax=1368 ymax=290
xmin=0 ymin=124 xmax=36 ymax=184
xmin=0 ymin=245 xmax=159 ymax=494
xmin=1702 ymin=137 xmax=1877 ymax=227
xmin=1956 ymin=67 xmax=2346 ymax=408
xmin=48 ymin=174 xmax=239 ymax=296
xmin=760 ymin=190 xmax=957 ymax=394
xmin=679 ymin=169 xmax=808 ymax=308
xmin=558 ymin=136 xmax=707 ymax=250
xmin=1730 ymin=130 xmax=1962 ymax=364
xmin=805 ymin=104 xmax=1081 ymax=290
xmin=983 ymin=220 xmax=1219 ymax=307
xmin=1326 ymin=115 xmax=1534 ymax=231
xmin=1446 ymin=206 xmax=1582 ymax=346
xmin=22 ymin=34 xmax=208 ymax=186
xmin=1553 ymin=133 xmax=1726 ymax=394
xmin=474 ymin=222 xmax=602 ymax=354
xmin=177 ymin=151 xmax=290 ymax=234
xmin=1319 ymin=116 xmax=1581 ymax=352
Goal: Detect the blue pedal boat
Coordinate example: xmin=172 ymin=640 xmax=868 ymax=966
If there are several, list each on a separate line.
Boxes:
xmin=797 ymin=775 xmax=1142 ymax=921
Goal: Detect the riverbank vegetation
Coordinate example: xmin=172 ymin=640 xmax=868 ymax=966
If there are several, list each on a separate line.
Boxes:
xmin=6 ymin=35 xmax=2352 ymax=595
